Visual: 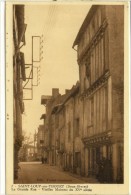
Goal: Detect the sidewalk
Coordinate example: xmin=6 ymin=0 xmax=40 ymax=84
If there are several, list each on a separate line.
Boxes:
xmin=51 ymin=165 xmax=99 ymax=183
xmin=14 ymin=162 xmax=99 ymax=184
xmin=14 ymin=168 xmax=24 ymax=184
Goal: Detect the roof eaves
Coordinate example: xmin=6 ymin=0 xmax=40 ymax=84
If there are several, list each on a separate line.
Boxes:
xmin=61 ymin=83 xmax=79 ymax=106
xmin=72 ymin=5 xmax=99 ymax=48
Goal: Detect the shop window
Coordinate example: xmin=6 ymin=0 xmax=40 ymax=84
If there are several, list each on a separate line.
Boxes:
xmin=75 ymin=152 xmax=81 ymax=168
xmin=69 ymin=154 xmax=72 ymax=168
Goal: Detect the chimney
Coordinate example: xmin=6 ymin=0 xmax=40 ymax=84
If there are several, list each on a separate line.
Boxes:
xmin=52 ymin=88 xmax=59 ymax=98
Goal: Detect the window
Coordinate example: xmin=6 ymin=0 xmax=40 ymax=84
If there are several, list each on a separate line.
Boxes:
xmin=85 ymin=57 xmax=90 ymax=80
xmin=90 ymin=97 xmax=94 ymax=125
xmin=75 ymin=152 xmax=81 ymax=168
xmin=97 ymin=8 xmax=102 ymax=27
xmin=68 ymin=122 xmax=71 ymax=142
xmin=40 ymin=140 xmax=44 ymax=144
xmin=75 ymin=118 xmax=79 ymax=137
xmin=94 ymin=86 xmax=108 ymax=134
xmin=55 ymin=115 xmax=59 ymax=128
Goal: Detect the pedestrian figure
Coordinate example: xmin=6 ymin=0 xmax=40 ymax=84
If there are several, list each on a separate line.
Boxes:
xmin=103 ymin=159 xmax=113 ymax=183
xmin=18 ymin=164 xmax=21 ymax=170
xmin=94 ymin=161 xmax=99 ymax=179
xmin=45 ymin=157 xmax=47 ymax=163
xmin=97 ymin=157 xmax=106 ymax=183
xmin=41 ymin=156 xmax=44 ymax=164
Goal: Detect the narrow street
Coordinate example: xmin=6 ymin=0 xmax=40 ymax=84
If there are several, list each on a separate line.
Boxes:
xmin=15 ymin=162 xmax=99 ymax=184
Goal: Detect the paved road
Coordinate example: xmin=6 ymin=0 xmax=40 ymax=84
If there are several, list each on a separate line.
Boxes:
xmin=15 ymin=162 xmax=98 ymax=184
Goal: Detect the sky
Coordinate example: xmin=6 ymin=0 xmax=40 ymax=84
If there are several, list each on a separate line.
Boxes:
xmin=21 ymin=3 xmax=91 ymax=141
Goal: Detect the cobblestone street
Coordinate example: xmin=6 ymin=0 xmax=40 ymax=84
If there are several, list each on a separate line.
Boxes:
xmin=15 ymin=162 xmax=99 ymax=184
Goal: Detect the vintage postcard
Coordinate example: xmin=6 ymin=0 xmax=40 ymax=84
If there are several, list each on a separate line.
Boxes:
xmin=6 ymin=1 xmax=129 ymax=194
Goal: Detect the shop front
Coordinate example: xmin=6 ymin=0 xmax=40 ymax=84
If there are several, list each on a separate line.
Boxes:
xmin=83 ymin=130 xmax=123 ymax=183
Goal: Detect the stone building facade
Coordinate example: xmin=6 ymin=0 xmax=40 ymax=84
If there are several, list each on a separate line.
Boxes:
xmin=39 ymin=5 xmax=124 ymax=183
xmin=13 ymin=5 xmax=27 ymax=179
xmin=37 ymin=125 xmax=45 ymax=160
xmin=41 ymin=88 xmax=64 ymax=165
xmin=41 ymin=84 xmax=80 ymax=170
xmin=54 ymin=83 xmax=80 ymax=172
xmin=73 ymin=5 xmax=124 ymax=183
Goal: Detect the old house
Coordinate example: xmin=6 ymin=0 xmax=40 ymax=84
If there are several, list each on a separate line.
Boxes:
xmin=40 ymin=85 xmax=80 ymax=171
xmin=51 ymin=102 xmax=66 ymax=170
xmin=40 ymin=114 xmax=48 ymax=161
xmin=41 ymin=88 xmax=62 ymax=165
xmin=73 ymin=5 xmax=124 ymax=182
xmin=13 ymin=5 xmax=27 ymax=179
xmin=73 ymin=85 xmax=83 ymax=175
xmin=50 ymin=83 xmax=80 ymax=173
xmin=37 ymin=125 xmax=45 ymax=160
xmin=64 ymin=83 xmax=80 ymax=172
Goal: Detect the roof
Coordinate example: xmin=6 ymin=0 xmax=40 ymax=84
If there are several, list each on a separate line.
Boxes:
xmin=41 ymin=95 xmax=52 ymax=105
xmin=38 ymin=124 xmax=44 ymax=128
xmin=40 ymin=114 xmax=46 ymax=120
xmin=72 ymin=5 xmax=99 ymax=48
xmin=51 ymin=82 xmax=79 ymax=115
xmin=62 ymin=81 xmax=79 ymax=105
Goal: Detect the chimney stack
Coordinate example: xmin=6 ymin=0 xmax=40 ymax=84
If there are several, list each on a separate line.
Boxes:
xmin=52 ymin=88 xmax=59 ymax=98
